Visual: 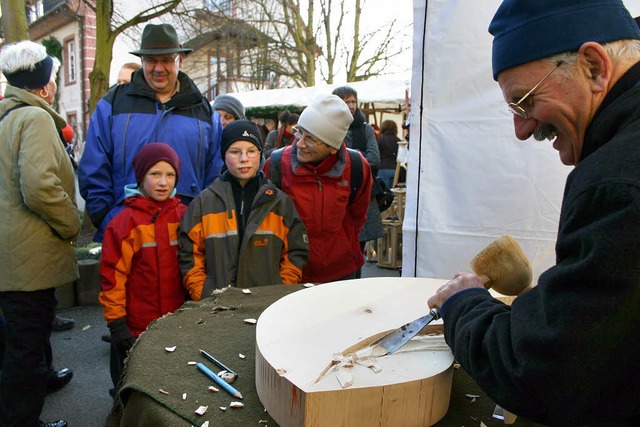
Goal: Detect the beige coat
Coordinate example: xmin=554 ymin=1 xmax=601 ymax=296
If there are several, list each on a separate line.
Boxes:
xmin=0 ymin=85 xmax=81 ymax=291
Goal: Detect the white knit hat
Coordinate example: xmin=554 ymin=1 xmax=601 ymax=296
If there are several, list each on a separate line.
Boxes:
xmin=298 ymin=95 xmax=354 ymax=149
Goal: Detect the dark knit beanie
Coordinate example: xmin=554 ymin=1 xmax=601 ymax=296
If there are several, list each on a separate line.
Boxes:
xmin=133 ymin=143 xmax=181 ymax=185
xmin=489 ymin=0 xmax=640 ymax=80
xmin=220 ymin=120 xmax=263 ymax=157
xmin=212 ymin=94 xmax=246 ymax=120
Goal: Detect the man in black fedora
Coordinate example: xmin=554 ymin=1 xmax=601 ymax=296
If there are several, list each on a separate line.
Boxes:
xmin=79 ymin=23 xmax=224 ymax=242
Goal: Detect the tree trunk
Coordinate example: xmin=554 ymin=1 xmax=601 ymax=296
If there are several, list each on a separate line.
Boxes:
xmin=1 ymin=0 xmax=29 ymax=42
xmin=88 ymin=0 xmax=115 ymax=114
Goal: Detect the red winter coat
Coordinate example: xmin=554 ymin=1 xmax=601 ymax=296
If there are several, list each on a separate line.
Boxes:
xmin=99 ymin=191 xmax=187 ymax=336
xmin=264 ymin=142 xmax=372 ymax=283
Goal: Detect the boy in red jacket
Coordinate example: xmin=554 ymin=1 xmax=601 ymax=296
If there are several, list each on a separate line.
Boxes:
xmin=99 ymin=143 xmax=187 ymax=393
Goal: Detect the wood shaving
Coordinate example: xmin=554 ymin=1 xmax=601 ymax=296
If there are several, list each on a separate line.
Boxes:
xmin=158 ymin=389 xmax=169 ymax=395
xmin=182 ymin=392 xmax=187 ymax=400
xmin=208 ymin=386 xmax=219 ymax=393
xmin=336 ymin=365 xmax=353 ymax=388
xmin=165 ymin=346 xmax=177 ymax=352
xmin=242 ymin=288 xmax=252 ymax=294
xmin=244 ymin=318 xmax=257 ymax=324
xmin=229 ymin=401 xmax=244 ymax=408
xmin=188 ymin=361 xmax=197 ymax=365
xmin=238 ymin=353 xmax=246 ymax=359
xmin=194 ymin=405 xmax=208 ymax=415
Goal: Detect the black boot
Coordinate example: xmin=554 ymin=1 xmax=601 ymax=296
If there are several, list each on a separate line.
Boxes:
xmin=46 ymin=368 xmax=73 ymax=393
xmin=52 ymin=315 xmax=75 ymax=331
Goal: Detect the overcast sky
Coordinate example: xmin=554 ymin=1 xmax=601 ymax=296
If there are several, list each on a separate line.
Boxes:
xmin=110 ymin=0 xmax=414 ymax=85
xmin=111 ymin=0 xmax=640 ymax=85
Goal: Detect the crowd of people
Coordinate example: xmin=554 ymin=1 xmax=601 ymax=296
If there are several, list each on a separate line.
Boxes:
xmin=5 ymin=0 xmax=638 ymax=424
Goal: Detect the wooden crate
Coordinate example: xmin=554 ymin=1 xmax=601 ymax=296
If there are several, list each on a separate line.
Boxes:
xmin=377 ymin=221 xmax=402 ymax=269
xmin=380 ymin=188 xmax=406 ymax=222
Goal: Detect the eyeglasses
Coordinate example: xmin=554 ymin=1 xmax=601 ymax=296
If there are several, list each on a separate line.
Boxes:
xmin=508 ymin=62 xmax=563 ymax=119
xmin=142 ymin=55 xmax=179 ymax=67
xmin=293 ymin=126 xmax=323 ymax=148
xmin=226 ymin=148 xmax=260 ymax=158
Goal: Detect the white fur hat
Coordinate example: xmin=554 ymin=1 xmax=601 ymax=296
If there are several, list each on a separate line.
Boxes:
xmin=297 ymin=95 xmax=354 ymax=149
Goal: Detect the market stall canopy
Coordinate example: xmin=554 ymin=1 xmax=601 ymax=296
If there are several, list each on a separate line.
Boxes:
xmin=226 ymin=78 xmax=410 ymax=109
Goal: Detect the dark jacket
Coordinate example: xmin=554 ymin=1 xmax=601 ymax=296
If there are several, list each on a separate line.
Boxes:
xmin=264 ymin=128 xmax=295 ymax=159
xmin=178 ymin=171 xmax=309 ymax=300
xmin=344 ymin=108 xmax=384 ymax=242
xmin=378 ymin=131 xmax=400 ymax=170
xmin=78 ymin=69 xmax=223 ymax=241
xmin=441 ymin=62 xmax=640 ymax=426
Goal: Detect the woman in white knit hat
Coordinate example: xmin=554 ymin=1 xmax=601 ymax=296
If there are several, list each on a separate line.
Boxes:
xmin=264 ymin=95 xmax=374 ymax=283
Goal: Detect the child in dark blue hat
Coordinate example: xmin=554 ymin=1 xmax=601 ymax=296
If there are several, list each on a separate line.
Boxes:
xmin=179 ymin=120 xmax=309 ymax=300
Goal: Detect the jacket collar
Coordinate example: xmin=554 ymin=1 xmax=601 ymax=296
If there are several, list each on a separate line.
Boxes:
xmin=127 ymin=69 xmax=204 ymax=109
xmin=582 ymin=60 xmax=640 ymax=161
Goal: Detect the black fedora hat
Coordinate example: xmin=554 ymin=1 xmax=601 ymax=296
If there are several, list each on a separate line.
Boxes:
xmin=130 ymin=24 xmax=193 ymax=56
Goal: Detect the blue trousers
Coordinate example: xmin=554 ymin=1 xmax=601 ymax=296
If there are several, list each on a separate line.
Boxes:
xmin=0 ymin=288 xmax=56 ymax=427
xmin=377 ymin=168 xmax=396 ymax=189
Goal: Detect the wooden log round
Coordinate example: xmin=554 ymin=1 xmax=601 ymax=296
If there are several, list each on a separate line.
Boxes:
xmin=255 ymin=277 xmax=455 ymax=427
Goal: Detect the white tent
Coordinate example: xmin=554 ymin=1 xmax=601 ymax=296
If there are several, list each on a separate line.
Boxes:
xmin=226 ymin=78 xmax=409 ymax=109
xmin=404 ymin=0 xmax=640 ymax=282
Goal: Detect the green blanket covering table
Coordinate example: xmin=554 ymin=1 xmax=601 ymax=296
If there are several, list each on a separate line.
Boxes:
xmin=118 ymin=284 xmax=545 ymax=427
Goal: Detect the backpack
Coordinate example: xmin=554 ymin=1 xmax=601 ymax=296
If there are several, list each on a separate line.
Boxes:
xmin=374 ymin=177 xmax=395 ymax=212
xmin=269 ymin=147 xmax=363 ymax=204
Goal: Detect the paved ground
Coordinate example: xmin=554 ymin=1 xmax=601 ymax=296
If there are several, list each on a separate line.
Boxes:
xmin=40 ymin=262 xmax=401 ymax=426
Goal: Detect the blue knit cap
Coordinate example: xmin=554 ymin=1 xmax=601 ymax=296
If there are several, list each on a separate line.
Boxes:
xmin=489 ymin=0 xmax=640 ymax=80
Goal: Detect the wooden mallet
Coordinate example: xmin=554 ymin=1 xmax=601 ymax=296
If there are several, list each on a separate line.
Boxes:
xmin=470 ymin=235 xmax=533 ymax=296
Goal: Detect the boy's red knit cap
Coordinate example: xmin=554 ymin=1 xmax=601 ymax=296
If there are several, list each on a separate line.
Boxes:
xmin=133 ymin=143 xmax=181 ymax=185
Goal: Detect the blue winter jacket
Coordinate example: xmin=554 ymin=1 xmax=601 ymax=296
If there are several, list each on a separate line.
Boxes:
xmin=78 ymin=69 xmax=223 ymax=241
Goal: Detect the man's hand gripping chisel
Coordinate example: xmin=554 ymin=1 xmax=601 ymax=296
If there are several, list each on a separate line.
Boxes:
xmin=371 ymin=235 xmax=532 ymax=356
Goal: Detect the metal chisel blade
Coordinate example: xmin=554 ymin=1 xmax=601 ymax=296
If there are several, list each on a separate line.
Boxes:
xmin=372 ymin=307 xmax=440 ymax=355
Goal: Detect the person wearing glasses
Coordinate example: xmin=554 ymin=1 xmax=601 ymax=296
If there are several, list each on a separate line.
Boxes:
xmin=264 ymin=95 xmax=373 ymax=283
xmin=427 ymin=0 xmax=640 ymax=425
xmin=178 ymin=120 xmax=309 ymax=300
xmin=78 ymin=23 xmax=223 ymax=242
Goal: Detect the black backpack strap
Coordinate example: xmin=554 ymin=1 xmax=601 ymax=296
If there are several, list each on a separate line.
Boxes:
xmin=346 ymin=148 xmax=363 ymax=204
xmin=0 ymin=103 xmax=28 ymax=123
xmin=269 ymin=147 xmax=285 ymax=188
